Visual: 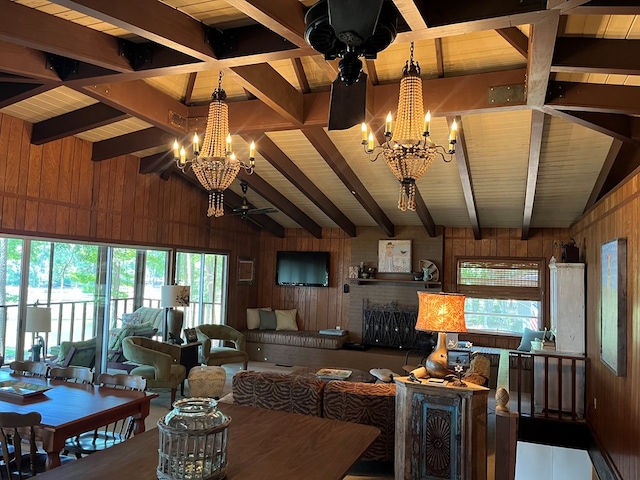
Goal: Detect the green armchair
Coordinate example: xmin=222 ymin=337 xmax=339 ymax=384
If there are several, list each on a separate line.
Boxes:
xmin=121 ymin=336 xmax=186 ymax=405
xmin=50 ymin=338 xmax=96 ymax=368
xmin=195 ymin=324 xmax=248 ymax=370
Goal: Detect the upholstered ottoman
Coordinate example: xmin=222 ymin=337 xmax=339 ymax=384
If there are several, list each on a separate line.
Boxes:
xmin=187 ymin=365 xmax=226 ymax=398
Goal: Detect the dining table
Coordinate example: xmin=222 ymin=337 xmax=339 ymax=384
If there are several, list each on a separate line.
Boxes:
xmin=32 ymin=402 xmax=381 ymax=479
xmin=0 ymin=369 xmax=156 ymax=470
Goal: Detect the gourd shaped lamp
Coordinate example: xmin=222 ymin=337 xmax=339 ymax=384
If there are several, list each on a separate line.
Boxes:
xmin=415 ymin=292 xmax=466 ymax=378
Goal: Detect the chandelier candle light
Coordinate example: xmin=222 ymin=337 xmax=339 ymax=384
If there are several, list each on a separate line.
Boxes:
xmin=173 ymin=71 xmax=255 ymax=218
xmin=361 ymin=42 xmax=456 ymax=211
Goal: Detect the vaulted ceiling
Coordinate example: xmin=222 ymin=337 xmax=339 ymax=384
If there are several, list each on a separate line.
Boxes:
xmin=2 ymin=1 xmax=640 ymax=240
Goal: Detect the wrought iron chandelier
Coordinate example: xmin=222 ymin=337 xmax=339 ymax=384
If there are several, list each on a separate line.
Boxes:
xmin=361 ymin=42 xmax=456 ymax=211
xmin=173 ymin=71 xmax=255 ymax=218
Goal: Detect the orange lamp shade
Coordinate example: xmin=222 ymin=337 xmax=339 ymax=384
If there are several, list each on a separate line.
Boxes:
xmin=415 ymin=292 xmax=467 ymax=333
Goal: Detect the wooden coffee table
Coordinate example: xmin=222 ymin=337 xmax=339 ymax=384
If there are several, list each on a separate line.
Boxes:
xmin=294 ymin=366 xmax=376 ymax=383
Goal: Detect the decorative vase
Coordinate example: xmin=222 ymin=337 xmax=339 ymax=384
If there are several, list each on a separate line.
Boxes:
xmin=157 ymin=398 xmax=231 ymax=480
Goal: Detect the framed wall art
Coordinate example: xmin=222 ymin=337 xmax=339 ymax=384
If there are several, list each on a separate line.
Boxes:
xmin=378 ymin=240 xmax=411 ymax=273
xmin=600 ymin=238 xmax=627 ymax=376
xmin=238 ymin=257 xmax=255 ymax=286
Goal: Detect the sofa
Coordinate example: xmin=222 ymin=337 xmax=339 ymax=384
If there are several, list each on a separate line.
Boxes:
xmin=228 ymin=370 xmax=396 ymax=462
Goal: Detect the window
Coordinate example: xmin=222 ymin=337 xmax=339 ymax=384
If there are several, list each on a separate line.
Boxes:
xmin=176 ymin=252 xmax=228 ymax=327
xmin=456 ymin=258 xmax=544 ymax=334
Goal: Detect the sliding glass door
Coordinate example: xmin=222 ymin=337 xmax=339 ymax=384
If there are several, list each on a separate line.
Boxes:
xmin=176 ymin=252 xmax=228 ymax=328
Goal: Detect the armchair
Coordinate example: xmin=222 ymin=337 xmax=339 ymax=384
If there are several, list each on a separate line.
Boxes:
xmin=51 ymin=338 xmax=96 ymax=368
xmin=121 ymin=336 xmax=186 ymax=405
xmin=107 ymin=307 xmax=163 ymax=371
xmin=195 ymin=324 xmax=248 ymax=370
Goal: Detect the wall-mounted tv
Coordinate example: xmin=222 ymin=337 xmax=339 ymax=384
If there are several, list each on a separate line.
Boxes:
xmin=276 ymin=251 xmax=330 ymax=287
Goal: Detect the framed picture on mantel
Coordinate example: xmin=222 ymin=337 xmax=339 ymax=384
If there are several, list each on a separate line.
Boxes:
xmin=600 ymin=238 xmax=627 ymax=376
xmin=378 ymin=240 xmax=411 ymax=273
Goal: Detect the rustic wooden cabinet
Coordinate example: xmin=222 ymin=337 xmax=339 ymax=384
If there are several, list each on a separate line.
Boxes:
xmin=394 ymin=377 xmax=489 ymax=480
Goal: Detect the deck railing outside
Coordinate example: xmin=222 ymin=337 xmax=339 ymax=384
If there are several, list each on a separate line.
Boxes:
xmin=0 ymin=297 xmax=214 ymax=363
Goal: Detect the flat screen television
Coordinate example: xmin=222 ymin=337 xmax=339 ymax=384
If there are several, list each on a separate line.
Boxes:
xmin=276 ymin=251 xmax=330 ymax=287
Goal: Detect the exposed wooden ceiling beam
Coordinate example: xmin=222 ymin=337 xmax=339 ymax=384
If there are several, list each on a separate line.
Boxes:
xmin=526 ymin=11 xmax=560 ymax=109
xmin=302 ymin=126 xmax=395 ymax=237
xmin=495 ymin=27 xmax=528 ymax=58
xmin=81 ymin=80 xmax=188 ymax=135
xmin=392 ymin=0 xmax=428 ymax=31
xmin=552 ymin=38 xmax=640 ymax=76
xmin=73 ymin=69 xmax=531 ymax=162
xmin=522 ymin=109 xmax=544 ymax=240
xmin=292 ymin=58 xmax=310 ymax=93
xmin=224 ymin=0 xmax=307 ymax=47
xmin=0 ymin=0 xmax=132 ymax=72
xmin=229 ymin=64 xmax=304 ymax=126
xmin=237 ymin=171 xmax=323 ymax=239
xmin=92 ymin=128 xmax=175 ymax=162
xmin=447 ymin=116 xmax=480 ymax=240
xmin=546 ymin=82 xmax=640 ymax=115
xmin=31 ymin=104 xmax=130 ymax=145
xmin=599 ymin=142 xmax=640 ymax=201
xmin=570 ymin=3 xmax=640 ymax=15
xmin=396 ymin=7 xmax=553 ymax=42
xmin=542 ymin=107 xmax=640 ymax=148
xmin=183 ymin=73 xmax=197 ymax=105
xmin=413 ymin=188 xmax=437 ymax=237
xmin=243 ymin=133 xmax=356 ymax=237
xmin=139 ymin=152 xmax=175 ymax=175
xmin=434 ymin=38 xmax=445 ymax=77
xmin=584 ymin=139 xmax=623 ymax=212
xmin=0 ymin=41 xmax=60 ymax=82
xmin=364 ymin=60 xmax=379 ymax=86
xmin=48 ymin=0 xmax=218 ymax=61
xmin=0 ymin=83 xmax=53 ymax=109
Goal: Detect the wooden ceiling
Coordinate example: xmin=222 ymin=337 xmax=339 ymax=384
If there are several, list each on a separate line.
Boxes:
xmin=2 ymin=0 xmax=640 ymax=240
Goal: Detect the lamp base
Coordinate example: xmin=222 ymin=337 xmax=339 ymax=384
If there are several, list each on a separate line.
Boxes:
xmin=30 ymin=344 xmax=42 ymax=362
xmin=167 ymin=309 xmax=184 ymax=345
xmin=425 ymin=332 xmax=452 ymax=378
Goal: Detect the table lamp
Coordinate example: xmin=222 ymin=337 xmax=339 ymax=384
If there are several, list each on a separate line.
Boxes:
xmin=415 ymin=292 xmax=467 ymax=378
xmin=161 ymin=285 xmax=191 ymax=344
xmin=25 ymin=305 xmax=52 ymax=362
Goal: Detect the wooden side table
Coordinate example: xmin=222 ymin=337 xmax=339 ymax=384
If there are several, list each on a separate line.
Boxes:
xmin=173 ymin=342 xmax=201 ymax=396
xmin=394 ymin=376 xmax=489 ymax=480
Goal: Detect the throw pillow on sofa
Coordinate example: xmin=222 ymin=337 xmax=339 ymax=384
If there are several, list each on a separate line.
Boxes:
xmin=275 ymin=309 xmax=298 ymax=331
xmin=258 ymin=310 xmax=277 ymax=330
xmin=247 ymin=307 xmax=271 ymax=330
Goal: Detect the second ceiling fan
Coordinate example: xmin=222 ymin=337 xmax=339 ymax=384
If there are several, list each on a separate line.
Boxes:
xmin=231 ymin=181 xmax=278 ymax=219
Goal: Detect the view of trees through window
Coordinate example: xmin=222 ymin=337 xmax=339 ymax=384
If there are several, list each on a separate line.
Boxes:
xmin=0 ymin=236 xmax=229 ymax=364
xmin=457 ymin=258 xmax=543 ymax=334
xmin=176 ymin=251 xmax=227 ymax=328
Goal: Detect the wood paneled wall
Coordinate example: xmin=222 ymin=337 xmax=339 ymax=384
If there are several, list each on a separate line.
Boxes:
xmin=571 ymin=171 xmax=640 ymax=480
xmin=444 ymin=227 xmax=570 ymax=350
xmin=0 ymin=113 xmax=262 ymax=329
xmin=256 ymin=228 xmax=350 ymax=332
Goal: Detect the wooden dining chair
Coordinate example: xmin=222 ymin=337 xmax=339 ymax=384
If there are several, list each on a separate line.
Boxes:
xmin=63 ymin=373 xmax=147 ymax=458
xmin=8 ymin=361 xmax=48 ymax=378
xmin=0 ymin=411 xmax=41 ymax=480
xmin=48 ymin=366 xmax=93 ymax=384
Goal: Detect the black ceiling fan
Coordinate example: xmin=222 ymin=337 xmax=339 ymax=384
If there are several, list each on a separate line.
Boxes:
xmin=304 ymin=0 xmax=398 ymax=130
xmin=231 ymin=181 xmax=278 ymax=219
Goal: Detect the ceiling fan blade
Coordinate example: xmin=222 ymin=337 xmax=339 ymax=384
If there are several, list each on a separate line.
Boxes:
xmin=328 ymin=72 xmax=367 ymax=130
